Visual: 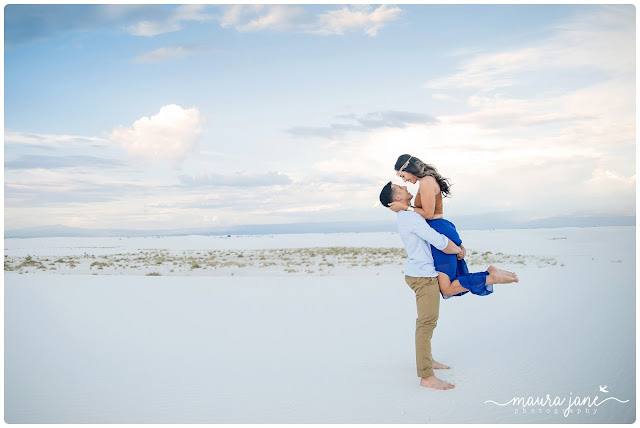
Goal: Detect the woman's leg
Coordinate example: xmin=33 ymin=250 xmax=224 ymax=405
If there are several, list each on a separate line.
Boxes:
xmin=436 ymin=272 xmax=469 ymax=296
xmin=428 ymin=219 xmax=495 ymax=296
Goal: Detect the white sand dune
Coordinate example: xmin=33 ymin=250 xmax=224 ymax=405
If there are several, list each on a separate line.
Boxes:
xmin=4 ymin=226 xmax=636 ymax=423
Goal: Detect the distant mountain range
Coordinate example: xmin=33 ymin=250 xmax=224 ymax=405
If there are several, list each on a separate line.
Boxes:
xmin=449 ymin=213 xmax=636 ymax=231
xmin=4 ymin=221 xmax=395 ymax=238
xmin=4 ymin=215 xmax=635 ymax=238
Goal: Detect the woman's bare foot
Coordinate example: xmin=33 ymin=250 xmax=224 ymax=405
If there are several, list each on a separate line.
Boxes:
xmin=420 ymin=375 xmax=455 ymax=390
xmin=499 ymin=268 xmax=518 ymax=282
xmin=486 ymin=265 xmax=519 ymax=284
xmin=433 ymin=361 xmax=451 ymax=369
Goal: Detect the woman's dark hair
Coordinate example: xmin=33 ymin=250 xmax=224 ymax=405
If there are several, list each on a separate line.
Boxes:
xmin=394 ymin=154 xmax=452 ymax=197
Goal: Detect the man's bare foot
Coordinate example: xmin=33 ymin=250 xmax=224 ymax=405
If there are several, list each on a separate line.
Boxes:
xmin=420 ymin=375 xmax=455 ymax=390
xmin=433 ymin=361 xmax=451 ymax=369
xmin=487 ymin=265 xmax=519 ymax=284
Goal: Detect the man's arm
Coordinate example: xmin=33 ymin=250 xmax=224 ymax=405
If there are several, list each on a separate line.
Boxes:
xmin=442 ymin=239 xmax=462 ymax=255
xmin=407 ymin=213 xmax=461 ymax=254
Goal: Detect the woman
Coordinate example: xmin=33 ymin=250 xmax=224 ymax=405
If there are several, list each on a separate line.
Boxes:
xmin=389 ymin=154 xmax=518 ymax=298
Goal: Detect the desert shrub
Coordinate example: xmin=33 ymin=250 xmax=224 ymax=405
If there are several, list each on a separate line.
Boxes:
xmin=90 ymin=261 xmax=109 ymax=269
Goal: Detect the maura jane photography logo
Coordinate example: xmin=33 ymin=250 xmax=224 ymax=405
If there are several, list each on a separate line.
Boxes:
xmin=484 ymin=386 xmax=629 ymax=417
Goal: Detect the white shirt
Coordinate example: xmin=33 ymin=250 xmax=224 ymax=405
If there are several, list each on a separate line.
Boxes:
xmin=396 ymin=210 xmax=449 ymax=278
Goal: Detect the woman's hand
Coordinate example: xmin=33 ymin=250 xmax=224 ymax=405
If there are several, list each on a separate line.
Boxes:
xmin=388 ymin=202 xmax=409 ymax=212
xmin=457 ymin=245 xmax=466 ymax=260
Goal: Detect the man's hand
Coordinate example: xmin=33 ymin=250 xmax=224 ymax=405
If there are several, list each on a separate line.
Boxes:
xmin=388 ymin=201 xmax=409 ymax=213
xmin=457 ymin=244 xmax=466 ymax=260
xmin=442 ymin=239 xmax=462 ymax=255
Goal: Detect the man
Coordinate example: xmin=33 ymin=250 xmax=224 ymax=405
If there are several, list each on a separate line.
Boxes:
xmin=379 ymin=181 xmax=464 ymax=390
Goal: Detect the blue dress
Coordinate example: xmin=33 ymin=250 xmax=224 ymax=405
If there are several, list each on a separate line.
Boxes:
xmin=426 ymin=218 xmax=493 ymax=299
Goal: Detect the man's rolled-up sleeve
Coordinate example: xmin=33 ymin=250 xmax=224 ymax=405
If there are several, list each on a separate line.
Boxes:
xmin=409 ymin=214 xmax=449 ymax=250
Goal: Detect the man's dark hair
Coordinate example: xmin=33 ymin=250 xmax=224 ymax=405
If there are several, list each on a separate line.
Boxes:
xmin=379 ymin=181 xmax=394 ymax=207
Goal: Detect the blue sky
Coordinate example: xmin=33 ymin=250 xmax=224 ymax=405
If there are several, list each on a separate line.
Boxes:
xmin=4 ymin=4 xmax=636 ymax=231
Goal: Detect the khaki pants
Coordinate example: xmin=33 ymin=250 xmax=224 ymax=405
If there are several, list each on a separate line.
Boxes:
xmin=405 ymin=275 xmax=440 ymax=378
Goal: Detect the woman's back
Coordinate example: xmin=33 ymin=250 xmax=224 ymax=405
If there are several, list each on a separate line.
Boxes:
xmin=415 ymin=175 xmax=444 ymax=219
xmin=434 ymin=192 xmax=443 ymax=216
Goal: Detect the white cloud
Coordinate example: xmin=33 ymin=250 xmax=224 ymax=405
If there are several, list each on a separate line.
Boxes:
xmin=219 ymin=5 xmax=306 ymax=32
xmin=311 ymin=5 xmax=403 ymax=36
xmin=179 ymin=170 xmax=293 ymax=187
xmin=127 ymin=20 xmax=181 ymax=37
xmin=127 ymin=4 xmax=214 ymax=37
xmin=431 ymin=93 xmax=460 ymax=103
xmin=307 ymin=105 xmax=635 ymax=219
xmin=109 ymin=104 xmax=205 ymax=168
xmin=435 ymin=74 xmax=635 ymax=158
xmin=218 ymin=4 xmax=402 ymax=36
xmin=134 ymin=45 xmax=211 ymax=63
xmin=425 ymin=5 xmax=634 ymax=91
xmin=5 ymin=155 xmax=123 ymax=170
xmin=585 ymin=168 xmax=636 ymax=193
xmin=4 ymin=131 xmax=110 ymax=148
xmin=425 ymin=47 xmax=537 ymax=91
xmin=172 ymin=4 xmax=212 ymax=22
xmin=288 ymin=110 xmax=438 ymax=139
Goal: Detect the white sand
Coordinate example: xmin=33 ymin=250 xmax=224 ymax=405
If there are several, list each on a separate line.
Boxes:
xmin=3 ymin=226 xmax=636 ymax=423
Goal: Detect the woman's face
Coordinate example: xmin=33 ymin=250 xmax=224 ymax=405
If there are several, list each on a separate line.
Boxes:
xmin=396 ymin=170 xmax=418 ymax=184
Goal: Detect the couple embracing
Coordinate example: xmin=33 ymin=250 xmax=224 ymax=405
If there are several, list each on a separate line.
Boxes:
xmin=379 ymin=154 xmax=518 ymax=390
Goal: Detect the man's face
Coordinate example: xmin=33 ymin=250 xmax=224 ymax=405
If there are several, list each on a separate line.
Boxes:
xmin=391 ymin=184 xmax=412 ymax=203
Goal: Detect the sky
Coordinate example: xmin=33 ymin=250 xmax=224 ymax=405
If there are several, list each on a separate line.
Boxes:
xmin=3 ymin=4 xmax=636 ymax=232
